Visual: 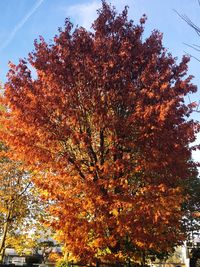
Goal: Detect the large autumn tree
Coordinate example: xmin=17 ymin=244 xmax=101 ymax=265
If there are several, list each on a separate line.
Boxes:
xmin=0 ymin=1 xmax=199 ymax=264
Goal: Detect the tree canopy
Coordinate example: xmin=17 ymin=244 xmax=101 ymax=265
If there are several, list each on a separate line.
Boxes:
xmin=0 ymin=1 xmax=199 ymax=264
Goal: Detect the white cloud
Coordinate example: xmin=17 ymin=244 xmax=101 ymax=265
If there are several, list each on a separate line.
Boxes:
xmin=63 ymin=0 xmax=135 ymax=30
xmin=0 ymin=0 xmax=45 ymax=51
xmin=64 ymin=1 xmax=101 ymax=30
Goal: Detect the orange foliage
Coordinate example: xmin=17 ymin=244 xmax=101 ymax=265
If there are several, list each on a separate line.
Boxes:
xmin=0 ymin=1 xmax=198 ymax=263
xmin=48 ymin=252 xmax=62 ymax=263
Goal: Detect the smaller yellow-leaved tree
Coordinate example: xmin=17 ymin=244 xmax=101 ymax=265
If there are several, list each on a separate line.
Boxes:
xmin=0 ymin=143 xmax=46 ymax=262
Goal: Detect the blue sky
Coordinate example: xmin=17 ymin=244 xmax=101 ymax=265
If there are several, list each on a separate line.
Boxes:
xmin=0 ymin=0 xmax=199 ymax=158
xmin=0 ymin=0 xmax=199 ymax=84
xmin=0 ymin=1 xmax=200 ymax=88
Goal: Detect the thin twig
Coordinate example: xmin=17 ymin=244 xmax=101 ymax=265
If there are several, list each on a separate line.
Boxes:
xmin=174 ymin=9 xmax=200 ymax=36
xmin=183 ymin=43 xmax=200 ymax=52
xmin=184 ymin=51 xmax=200 ymax=63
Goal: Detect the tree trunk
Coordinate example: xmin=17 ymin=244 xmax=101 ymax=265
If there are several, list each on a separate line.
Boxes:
xmin=141 ymin=251 xmax=146 ymax=267
xmin=63 ymin=251 xmax=69 ymax=261
xmin=0 ymin=219 xmax=9 ymax=263
xmin=0 ymin=206 xmax=12 ymax=263
xmin=96 ymin=259 xmax=100 ymax=267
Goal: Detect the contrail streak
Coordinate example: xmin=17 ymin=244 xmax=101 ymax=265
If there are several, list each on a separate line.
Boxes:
xmin=0 ymin=0 xmax=45 ymax=51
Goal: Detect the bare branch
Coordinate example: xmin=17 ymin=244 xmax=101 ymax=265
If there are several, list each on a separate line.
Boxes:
xmin=183 ymin=43 xmax=200 ymax=52
xmin=174 ymin=9 xmax=200 ymax=36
